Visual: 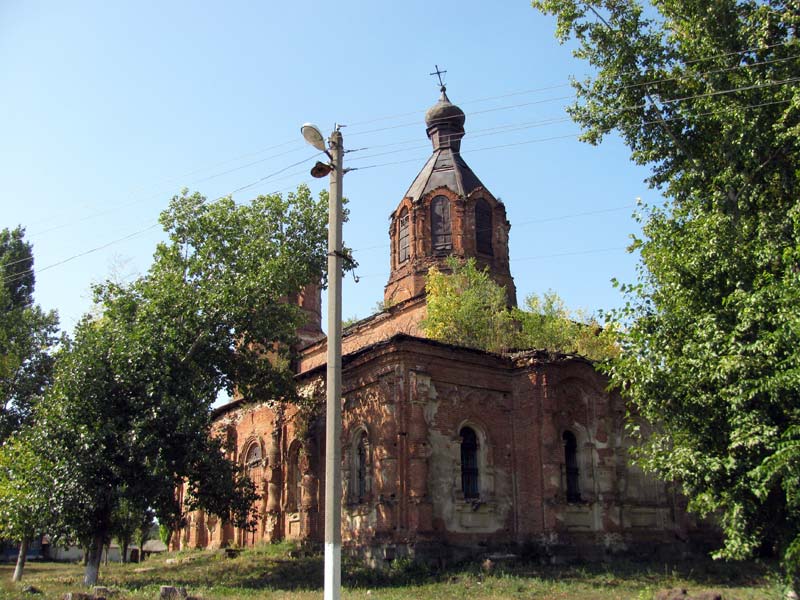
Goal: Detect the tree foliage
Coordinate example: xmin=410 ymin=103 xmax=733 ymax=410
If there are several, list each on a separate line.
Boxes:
xmin=515 ymin=291 xmax=619 ymax=360
xmin=532 ymin=0 xmax=800 ymax=583
xmin=0 ymin=227 xmax=59 ymax=441
xmin=0 ymin=428 xmax=57 ymax=581
xmin=422 ymin=257 xmax=515 ymax=353
xmin=422 ymin=257 xmax=615 ymax=359
xmin=35 ymin=185 xmax=329 ymax=586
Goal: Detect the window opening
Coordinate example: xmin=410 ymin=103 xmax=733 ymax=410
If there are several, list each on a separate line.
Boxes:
xmin=563 ymin=431 xmax=581 ymax=502
xmin=244 ymin=442 xmax=261 ymax=469
xmin=475 ymin=199 xmax=493 ymax=255
xmin=431 ymin=196 xmax=452 ymax=254
xmin=398 ymin=208 xmax=410 ymax=263
xmin=460 ymin=426 xmax=479 ymax=499
xmin=287 ymin=444 xmax=302 ymax=511
xmin=356 ymin=431 xmax=368 ymax=503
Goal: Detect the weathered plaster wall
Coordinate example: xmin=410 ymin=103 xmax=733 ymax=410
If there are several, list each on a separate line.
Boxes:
xmin=180 ymin=335 xmax=691 ymax=560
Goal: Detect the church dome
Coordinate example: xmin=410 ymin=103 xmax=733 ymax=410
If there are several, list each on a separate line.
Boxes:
xmin=424 ymin=89 xmax=466 ymax=129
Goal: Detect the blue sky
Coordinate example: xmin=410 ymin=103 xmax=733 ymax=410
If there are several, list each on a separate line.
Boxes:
xmin=1 ymin=1 xmax=653 ymax=333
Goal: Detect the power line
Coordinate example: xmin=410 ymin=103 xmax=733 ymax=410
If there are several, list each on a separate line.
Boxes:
xmin=346 ymin=116 xmax=573 ymax=163
xmin=26 ymin=51 xmax=797 ymax=242
xmin=12 ymin=72 xmax=794 ymax=282
xmin=350 ymin=245 xmax=631 ymax=280
xmin=341 ymin=41 xmax=796 ymax=130
xmin=344 ymin=83 xmax=574 ymax=128
xmin=345 ymin=70 xmax=798 ymax=162
xmin=3 ymin=154 xmax=324 ymax=283
xmin=348 ymin=94 xmax=576 ymax=137
xmin=29 ymin=146 xmax=316 ymax=240
xmin=353 ymin=96 xmax=793 ymax=172
xmin=349 ymin=204 xmax=636 ymax=254
xmin=610 ymin=52 xmax=800 ymax=95
xmin=125 ymin=138 xmax=304 ymax=197
xmin=2 ymin=223 xmax=162 ymax=286
xmin=513 ymin=246 xmax=627 ymax=262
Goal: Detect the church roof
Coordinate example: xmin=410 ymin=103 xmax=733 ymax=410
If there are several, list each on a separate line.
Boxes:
xmin=404 ymin=88 xmax=486 ymax=202
xmin=403 ymin=148 xmax=486 ymax=202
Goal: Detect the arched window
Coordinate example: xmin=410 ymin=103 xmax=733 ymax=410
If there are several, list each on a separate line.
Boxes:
xmin=460 ymin=426 xmax=479 ymax=499
xmin=431 ymin=195 xmax=452 ymax=254
xmin=475 ymin=199 xmax=493 ymax=255
xmin=563 ymin=431 xmax=581 ymax=502
xmin=286 ymin=443 xmax=302 ymax=512
xmin=398 ymin=207 xmax=410 ymax=263
xmin=355 ymin=431 xmax=369 ymax=503
xmin=244 ymin=442 xmax=262 ymax=470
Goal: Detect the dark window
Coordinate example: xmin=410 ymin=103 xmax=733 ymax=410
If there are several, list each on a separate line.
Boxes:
xmin=398 ymin=208 xmax=410 ymax=263
xmin=563 ymin=431 xmax=581 ymax=502
xmin=431 ymin=195 xmax=452 ymax=254
xmin=475 ymin=199 xmax=493 ymax=255
xmin=356 ymin=431 xmax=368 ymax=503
xmin=245 ymin=443 xmax=261 ymax=469
xmin=287 ymin=443 xmax=302 ymax=511
xmin=460 ymin=427 xmax=479 ymax=499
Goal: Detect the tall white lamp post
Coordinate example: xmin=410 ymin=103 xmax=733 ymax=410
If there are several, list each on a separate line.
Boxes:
xmin=301 ymin=123 xmax=344 ymax=600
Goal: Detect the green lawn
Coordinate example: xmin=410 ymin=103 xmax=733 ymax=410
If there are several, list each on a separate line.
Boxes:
xmin=0 ymin=543 xmax=784 ymax=600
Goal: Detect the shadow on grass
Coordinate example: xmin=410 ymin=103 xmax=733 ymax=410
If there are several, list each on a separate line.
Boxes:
xmin=345 ymin=555 xmax=780 ymax=592
xmin=6 ymin=547 xmax=780 ymax=596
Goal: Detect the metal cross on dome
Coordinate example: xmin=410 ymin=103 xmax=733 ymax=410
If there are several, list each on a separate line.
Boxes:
xmin=430 ymin=65 xmax=447 ymax=92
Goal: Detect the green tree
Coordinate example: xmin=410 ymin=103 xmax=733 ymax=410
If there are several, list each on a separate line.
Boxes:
xmin=421 ymin=257 xmax=515 ymax=353
xmin=515 ymin=291 xmax=618 ymax=360
xmin=0 ymin=227 xmax=59 ymax=440
xmin=111 ymin=495 xmax=154 ymax=564
xmin=0 ymin=428 xmax=56 ymax=582
xmin=38 ymin=185 xmax=329 ymax=586
xmin=532 ymin=0 xmax=800 ymax=585
xmin=421 ymin=258 xmax=615 ymax=359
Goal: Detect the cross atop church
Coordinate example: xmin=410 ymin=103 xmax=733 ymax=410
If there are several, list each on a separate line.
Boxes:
xmin=430 ymin=64 xmax=447 ymax=92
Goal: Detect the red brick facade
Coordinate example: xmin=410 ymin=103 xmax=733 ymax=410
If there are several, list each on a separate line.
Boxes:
xmin=176 ymin=89 xmax=701 ymax=562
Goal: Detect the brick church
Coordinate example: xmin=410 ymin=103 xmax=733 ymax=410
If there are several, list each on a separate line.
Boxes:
xmin=175 ymin=87 xmax=699 ymax=562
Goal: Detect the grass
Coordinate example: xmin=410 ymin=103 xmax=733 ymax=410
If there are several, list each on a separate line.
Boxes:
xmin=0 ymin=543 xmax=785 ymax=600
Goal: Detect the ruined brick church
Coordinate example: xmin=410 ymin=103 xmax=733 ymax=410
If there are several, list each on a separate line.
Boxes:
xmin=176 ymin=88 xmax=699 ymax=562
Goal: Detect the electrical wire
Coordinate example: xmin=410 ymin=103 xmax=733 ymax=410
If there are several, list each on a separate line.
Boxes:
xmin=347 ymin=94 xmax=576 ymax=137
xmin=605 ymin=53 xmax=800 ymax=95
xmin=344 ymin=83 xmax=574 ymax=128
xmin=24 ymin=51 xmax=798 ymax=242
xmin=342 ymin=42 xmax=796 ymax=130
xmin=353 ymin=96 xmax=793 ymax=172
xmin=347 ymin=65 xmax=799 ymax=161
xmin=9 ymin=65 xmax=796 ymax=282
xmin=2 ymin=223 xmax=162 ymax=286
xmin=349 ymin=204 xmax=636 ymax=254
xmin=350 ymin=245 xmax=631 ymax=280
xmin=342 ymin=44 xmax=798 ymax=133
xmin=2 ymin=153 xmax=324 ymax=283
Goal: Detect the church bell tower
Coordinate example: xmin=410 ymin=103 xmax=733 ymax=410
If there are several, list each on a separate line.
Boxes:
xmin=383 ymin=85 xmax=517 ymax=307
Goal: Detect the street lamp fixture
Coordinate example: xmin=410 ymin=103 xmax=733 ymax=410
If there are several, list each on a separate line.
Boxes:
xmin=310 ymin=161 xmax=333 ymax=178
xmin=300 ymin=123 xmax=327 ymax=152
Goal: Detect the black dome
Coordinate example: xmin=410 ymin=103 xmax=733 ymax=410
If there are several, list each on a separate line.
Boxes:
xmin=424 ymin=90 xmax=465 ymax=129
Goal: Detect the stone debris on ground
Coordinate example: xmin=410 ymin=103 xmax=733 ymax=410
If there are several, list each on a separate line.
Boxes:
xmin=21 ymin=585 xmax=42 ymax=594
xmin=655 ymin=588 xmax=724 ymax=600
xmin=159 ymin=585 xmax=186 ymax=599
